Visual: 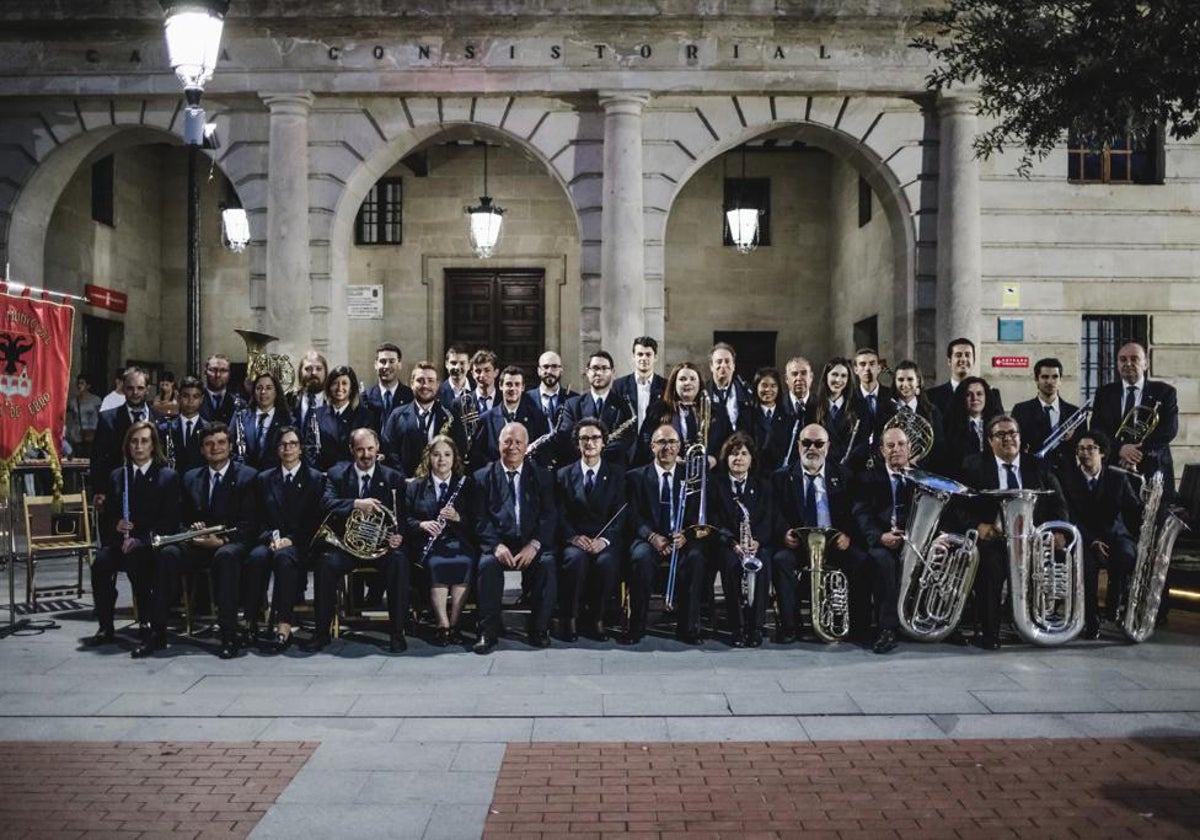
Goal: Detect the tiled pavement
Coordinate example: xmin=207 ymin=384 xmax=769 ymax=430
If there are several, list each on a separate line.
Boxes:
xmin=1 ymin=578 xmax=1199 ymax=838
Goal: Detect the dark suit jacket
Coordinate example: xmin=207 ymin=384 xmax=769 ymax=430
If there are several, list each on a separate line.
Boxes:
xmin=159 ymin=414 xmax=209 ymax=476
xmin=472 ymin=459 xmax=557 ymax=553
xmin=436 ymin=379 xmax=473 ymax=412
xmin=555 ymin=460 xmax=627 ymax=547
xmin=321 ymin=461 xmax=407 ymax=530
xmin=815 ymin=400 xmax=864 ymax=470
xmin=849 ymin=385 xmax=897 ymax=447
xmin=99 ymin=463 xmax=181 ymax=546
xmin=254 ymin=464 xmax=325 ymax=550
xmin=636 ymin=399 xmax=734 ymax=467
xmin=625 ymin=462 xmax=697 ymax=542
xmin=613 ymin=372 xmax=666 ymax=417
xmin=943 ymin=415 xmax=989 ymax=483
xmin=180 ymin=462 xmax=259 ymax=545
xmin=233 ymin=406 xmax=294 ymax=471
xmin=405 ymin=474 xmax=478 ymax=558
xmin=927 ymin=381 xmax=1005 ymax=419
xmin=312 ymin=404 xmax=375 ymax=472
xmin=1011 ymin=396 xmax=1081 ymax=460
xmin=708 ymin=469 xmax=773 ymax=550
xmin=1058 ymin=465 xmax=1141 ymax=549
xmin=707 ymin=379 xmax=754 ymax=433
xmin=91 ymin=404 xmax=154 ymax=494
xmin=199 ymin=391 xmax=240 ymax=426
xmin=381 ymin=401 xmax=465 ymax=476
xmin=852 ymin=464 xmax=916 ymax=548
xmin=957 ymin=452 xmax=1067 ymax=533
xmin=361 ymin=383 xmax=415 ymax=431
xmin=559 ymin=391 xmax=638 ymax=467
xmin=474 ymin=397 xmax=548 ymax=466
xmin=1090 ymin=378 xmax=1179 ymax=487
xmin=747 ymin=406 xmax=795 ymax=473
xmin=772 ymin=462 xmax=856 ymax=545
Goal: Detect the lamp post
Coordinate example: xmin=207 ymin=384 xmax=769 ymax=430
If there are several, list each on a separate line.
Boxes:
xmin=465 ymin=143 xmax=505 ymax=258
xmin=158 ymin=0 xmax=229 ymax=375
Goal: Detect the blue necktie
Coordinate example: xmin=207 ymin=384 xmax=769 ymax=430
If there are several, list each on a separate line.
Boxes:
xmin=584 ymin=469 xmax=595 ymax=496
xmin=360 ymin=474 xmax=371 ymax=498
xmin=1004 ymin=463 xmax=1019 ymax=490
xmin=803 ymin=474 xmax=818 ymax=527
xmin=659 ymin=472 xmax=673 ymax=533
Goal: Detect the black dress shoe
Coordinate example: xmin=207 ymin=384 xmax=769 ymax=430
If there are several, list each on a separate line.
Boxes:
xmin=473 ymin=634 xmax=498 ymax=655
xmin=774 ymin=628 xmax=797 ymax=644
xmin=448 ymin=626 xmax=465 ymax=645
xmin=272 ymin=632 xmax=293 ymax=653
xmin=559 ymin=619 xmax=578 ymax=643
xmin=872 ymin=629 xmax=898 ymax=654
xmin=676 ymin=631 xmax=703 ymax=646
xmin=388 ymin=633 xmax=408 ymax=653
xmin=302 ymin=634 xmax=331 ymax=653
xmin=618 ymin=628 xmax=644 ymax=645
xmin=747 ymin=634 xmax=764 ymax=648
xmin=433 ymin=628 xmax=450 ymax=647
xmin=529 ymin=630 xmax=551 ymax=649
xmin=589 ymin=620 xmax=610 ymax=642
xmin=217 ymin=633 xmax=240 ymax=659
xmin=85 ymin=627 xmax=115 ymax=647
xmin=1083 ymin=623 xmax=1101 ymax=640
xmin=730 ymin=634 xmax=747 ymax=648
xmin=131 ymin=632 xmax=167 ymax=659
xmin=973 ymin=634 xmax=1001 ymax=651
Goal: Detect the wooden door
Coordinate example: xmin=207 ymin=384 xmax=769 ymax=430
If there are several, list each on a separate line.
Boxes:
xmin=445 ymin=268 xmax=545 ymax=377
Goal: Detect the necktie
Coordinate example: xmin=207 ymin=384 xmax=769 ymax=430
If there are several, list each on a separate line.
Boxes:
xmin=184 ymin=418 xmax=193 ymax=448
xmin=284 ymin=472 xmax=294 ymax=487
xmin=594 ymin=396 xmax=604 ymax=417
xmin=764 ymin=408 xmax=773 ymax=423
xmin=1004 ymin=463 xmax=1019 ymax=490
xmin=681 ymin=409 xmax=692 ymax=442
xmin=437 ymin=481 xmax=449 ymax=506
xmin=972 ymin=419 xmax=983 ymax=448
xmin=1123 ymin=385 xmax=1137 ymax=418
xmin=803 ymin=474 xmax=819 ymax=527
xmin=584 ymin=469 xmax=595 ymax=496
xmin=479 ymin=395 xmax=490 ymax=413
xmin=1043 ymin=404 xmax=1054 ymax=430
xmin=211 ymin=394 xmax=220 ymax=413
xmin=546 ymin=394 xmax=557 ymax=419
xmin=383 ymin=390 xmax=393 ymax=414
xmin=506 ymin=470 xmax=519 ymax=528
xmin=419 ymin=410 xmax=430 ymax=435
xmin=891 ymin=473 xmax=906 ymax=527
xmin=360 ymin=474 xmax=371 ymax=498
xmin=734 ymin=479 xmax=745 ymax=500
xmin=132 ymin=409 xmax=144 ymax=423
xmin=867 ymin=394 xmax=877 ymax=418
xmin=659 ymin=472 xmax=673 ymax=532
xmin=209 ymin=470 xmax=222 ymax=506
xmin=1087 ymin=476 xmax=1097 ymax=493
xmin=830 ymin=402 xmax=840 ymax=423
xmin=256 ymin=413 xmax=268 ymax=452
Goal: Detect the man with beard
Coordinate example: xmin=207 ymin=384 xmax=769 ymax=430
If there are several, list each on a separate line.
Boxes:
xmin=708 ymin=343 xmax=751 ymax=432
xmin=199 ymin=354 xmax=240 ymax=425
xmin=560 ymin=351 xmax=637 ymax=466
xmin=382 ymin=361 xmax=465 ymax=476
xmin=292 ymin=350 xmax=328 ymax=461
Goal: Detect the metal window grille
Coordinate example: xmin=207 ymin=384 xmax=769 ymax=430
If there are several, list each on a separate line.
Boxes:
xmin=1080 ymin=315 xmax=1148 ymax=401
xmin=354 ymin=177 xmax=403 ymax=244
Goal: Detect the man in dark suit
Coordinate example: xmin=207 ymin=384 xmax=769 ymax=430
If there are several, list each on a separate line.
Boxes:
xmin=382 ymin=361 xmax=465 ymax=475
xmin=708 ymin=342 xmax=753 ymax=432
xmin=248 ymin=426 xmax=326 ymax=652
xmin=91 ymin=366 xmax=154 ymax=510
xmin=198 ymin=354 xmax=240 ymax=425
xmin=852 ymin=426 xmax=916 ymax=654
xmin=471 ymin=422 xmax=558 ymax=653
xmin=133 ymin=423 xmax=259 ymax=659
xmin=526 ymin=350 xmax=575 ymax=430
xmin=474 ymin=366 xmax=548 ymax=465
xmin=959 ymin=414 xmax=1068 ymax=650
xmin=612 ymin=336 xmax=666 ymax=459
xmin=925 ymin=338 xmax=1004 ymax=418
xmin=773 ymin=424 xmax=870 ymax=644
xmin=361 ymin=342 xmax=415 ymax=430
xmin=783 ymin=356 xmax=817 ymax=426
xmin=1089 ymin=340 xmax=1179 ymax=494
xmin=850 ymin=348 xmax=897 ymax=457
xmin=290 ymin=350 xmax=328 ymax=448
xmin=1059 ymin=430 xmax=1141 ymax=637
xmin=559 ymin=351 xmax=637 ymax=467
xmin=88 ymin=421 xmax=180 ymax=647
xmin=555 ymin=418 xmax=627 ymax=642
xmin=1011 ymin=357 xmax=1080 ymax=465
xmin=436 ymin=344 xmax=473 ymax=411
xmin=159 ymin=376 xmax=209 ymax=476
xmin=305 ymin=427 xmax=408 ymax=652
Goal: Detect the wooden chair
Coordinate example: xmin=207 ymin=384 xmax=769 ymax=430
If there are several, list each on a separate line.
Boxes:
xmin=21 ymin=493 xmax=92 ymax=609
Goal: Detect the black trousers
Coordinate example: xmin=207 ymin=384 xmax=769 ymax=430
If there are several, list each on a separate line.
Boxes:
xmin=1084 ymin=536 xmax=1136 ymax=626
xmin=628 ymin=538 xmax=705 ymax=635
xmin=974 ymin=541 xmax=1008 ymax=640
xmin=716 ymin=544 xmax=770 ymax=639
xmin=248 ymin=543 xmax=310 ymax=626
xmin=314 ymin=546 xmax=408 ymax=638
xmin=867 ymin=545 xmax=903 ymax=632
xmin=91 ymin=543 xmax=154 ymax=630
xmin=476 ymin=548 xmax=556 ymax=637
xmin=149 ymin=541 xmax=254 ymax=632
xmin=559 ymin=544 xmax=620 ymax=622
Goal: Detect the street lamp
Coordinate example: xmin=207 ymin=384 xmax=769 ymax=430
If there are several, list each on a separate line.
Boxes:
xmin=159 ymin=0 xmax=230 ymax=375
xmin=465 ymin=143 xmax=505 ymax=258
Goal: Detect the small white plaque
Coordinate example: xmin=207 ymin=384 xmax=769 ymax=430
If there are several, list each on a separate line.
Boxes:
xmin=347 ymin=285 xmax=384 ymax=319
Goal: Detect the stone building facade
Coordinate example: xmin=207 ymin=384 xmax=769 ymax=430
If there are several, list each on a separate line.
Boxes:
xmin=0 ymin=1 xmax=1195 ymax=467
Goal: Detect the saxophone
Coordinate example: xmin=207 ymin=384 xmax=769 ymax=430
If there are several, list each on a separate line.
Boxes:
xmin=794 ymin=527 xmax=850 ymax=643
xmin=736 ymin=500 xmax=761 ymax=608
xmin=990 ymin=488 xmax=1085 ymax=646
xmin=1122 ymin=471 xmax=1188 ymax=643
xmin=897 ymin=469 xmax=980 ymax=642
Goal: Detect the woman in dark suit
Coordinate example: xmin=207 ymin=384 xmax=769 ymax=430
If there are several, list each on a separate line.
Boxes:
xmin=813 ymin=357 xmax=864 ymax=469
xmin=636 ymin=362 xmax=733 ymax=466
xmin=746 ymin=367 xmax=793 ymax=473
xmin=314 ymin=365 xmax=374 ymax=471
xmin=943 ymin=375 xmax=1003 ymax=481
xmin=406 ymin=434 xmax=477 ymax=645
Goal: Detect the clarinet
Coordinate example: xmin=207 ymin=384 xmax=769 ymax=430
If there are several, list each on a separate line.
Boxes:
xmin=233 ymin=406 xmax=248 ymax=464
xmin=159 ymin=417 xmax=177 ymax=471
xmin=420 ymin=476 xmax=465 ymax=563
xmin=304 ymin=404 xmax=322 ymax=468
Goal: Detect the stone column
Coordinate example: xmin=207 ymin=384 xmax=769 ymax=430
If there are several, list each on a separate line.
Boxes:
xmin=936 ymin=94 xmax=982 ymax=353
xmin=598 ymin=91 xmax=650 ymax=359
xmin=260 ymin=92 xmax=314 ymax=357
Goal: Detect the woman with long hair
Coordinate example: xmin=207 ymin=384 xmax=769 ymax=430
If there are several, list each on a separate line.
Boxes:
xmin=314 ymin=365 xmax=374 ymax=470
xmin=813 ymin=357 xmax=862 ymax=468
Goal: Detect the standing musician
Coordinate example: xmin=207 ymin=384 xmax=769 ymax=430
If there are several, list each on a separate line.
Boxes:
xmin=133 ymin=423 xmax=259 ymax=659
xmin=637 ymin=362 xmax=732 ymax=467
xmin=746 ymin=367 xmax=793 ymax=472
xmin=774 ymin=423 xmax=869 ymax=644
xmin=623 ymin=423 xmax=704 ymax=645
xmin=233 ymin=372 xmax=292 ymax=470
xmin=469 ymin=349 xmax=500 ymax=416
xmin=555 ymin=417 xmax=627 ymax=642
xmin=925 ymin=338 xmax=1004 ymax=418
xmin=783 ymin=356 xmax=817 ymax=427
xmin=851 ymin=348 xmax=897 ymax=453
xmin=361 ymin=342 xmax=415 ymax=430
xmin=852 ymin=426 xmax=916 ymax=654
xmin=1089 ymin=340 xmax=1179 ymax=492
xmin=1059 ymin=430 xmax=1141 ymax=638
xmin=437 ymin=344 xmax=474 ymax=410
xmin=199 ymin=354 xmax=240 ymax=425
xmin=475 ymin=366 xmax=546 ymax=466
xmin=293 ymin=350 xmax=328 ymax=466
xmin=471 ymin=422 xmax=558 ymax=654
xmin=383 ymin=361 xmax=464 ymax=477
xmin=943 ymin=376 xmax=1003 ymax=482
xmin=91 ymin=366 xmax=154 ymax=510
xmin=959 ymin=414 xmax=1068 ymax=650
xmin=88 ymin=421 xmax=180 ymax=647
xmin=708 ymin=342 xmax=751 ymax=432
xmin=559 ymin=351 xmax=637 ymax=467
xmin=527 ymin=350 xmax=575 ymax=430
xmin=708 ymin=432 xmax=773 ymax=647
xmin=813 ymin=357 xmax=862 ymax=469
xmin=891 ymin=360 xmax=946 ymax=473
xmin=312 ymin=365 xmax=374 ymax=472
xmin=613 ymin=336 xmax=666 ymax=447
xmin=306 ymin=427 xmax=408 ymax=653
xmin=407 ymin=435 xmax=477 ymax=647
xmin=1011 ymin=357 xmax=1080 ymax=467
xmin=160 ymin=376 xmax=209 ymax=476
xmin=249 ymin=426 xmax=325 ymax=653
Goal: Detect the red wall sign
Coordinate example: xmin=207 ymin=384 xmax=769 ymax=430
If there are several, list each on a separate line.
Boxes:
xmin=84 ymin=283 xmax=128 ymax=313
xmin=991 ymin=355 xmax=1029 ymax=369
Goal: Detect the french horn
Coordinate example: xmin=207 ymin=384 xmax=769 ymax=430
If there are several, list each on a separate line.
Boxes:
xmin=312 ymin=505 xmax=397 ymax=561
xmin=884 ymin=401 xmax=934 ymax=464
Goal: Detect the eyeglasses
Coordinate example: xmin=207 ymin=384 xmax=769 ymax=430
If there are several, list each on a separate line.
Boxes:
xmin=990 ymin=430 xmax=1019 ymax=440
xmin=652 ymin=438 xmax=681 ymax=448
xmin=278 ymin=440 xmax=301 ymax=448
xmin=800 ymin=439 xmax=827 ymax=448
xmin=578 ymin=434 xmax=604 ymax=442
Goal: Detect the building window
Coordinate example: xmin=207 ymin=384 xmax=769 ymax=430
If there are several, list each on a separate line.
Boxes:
xmin=1067 ymin=128 xmax=1163 ymax=184
xmin=354 ymin=177 xmax=403 ymax=244
xmin=91 ymin=155 xmax=114 ymax=227
xmin=722 ymin=177 xmax=771 ymax=247
xmin=854 ymin=316 xmax=878 ymax=355
xmin=858 ymin=175 xmax=872 ymax=228
xmin=1080 ymin=314 xmax=1148 ymax=401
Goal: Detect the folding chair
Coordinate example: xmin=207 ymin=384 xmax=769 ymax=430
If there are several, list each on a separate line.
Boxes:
xmin=21 ymin=493 xmax=93 ymax=609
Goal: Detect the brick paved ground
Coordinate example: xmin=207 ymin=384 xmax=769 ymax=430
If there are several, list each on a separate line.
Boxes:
xmin=0 ymin=741 xmax=316 ymax=840
xmin=484 ymin=738 xmax=1200 ymax=839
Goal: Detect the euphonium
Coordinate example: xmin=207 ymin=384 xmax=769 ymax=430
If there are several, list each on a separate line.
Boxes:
xmin=884 ymin=401 xmax=934 ymax=464
xmin=897 ymin=470 xmax=979 ymax=642
xmin=312 ymin=505 xmax=398 ymax=561
xmin=795 ymin=527 xmax=850 ymax=643
xmin=991 ymin=488 xmax=1085 ymax=646
xmin=236 ymin=328 xmax=297 ymax=396
xmin=1122 ymin=471 xmax=1188 ymax=643
xmin=736 ymin=500 xmax=761 ymax=609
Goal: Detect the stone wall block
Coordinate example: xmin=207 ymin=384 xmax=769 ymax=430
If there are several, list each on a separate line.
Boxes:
xmin=403 ymin=97 xmax=442 ymax=127
xmin=308 ymin=176 xmax=345 ymax=216
xmin=471 ymin=97 xmax=510 ymax=127
xmin=309 ymin=141 xmax=367 ymax=184
xmin=568 ymin=173 xmax=603 ymax=211
xmin=642 ymin=173 xmax=676 ymax=215
xmin=643 ymin=140 xmax=694 ymax=183
xmin=439 ymin=96 xmax=474 ymax=124
xmin=734 ymin=95 xmax=774 ymax=127
xmin=500 ymin=102 xmax=550 ymax=141
xmin=806 ymin=96 xmax=847 ymax=129
xmin=771 ymin=96 xmax=809 ymax=122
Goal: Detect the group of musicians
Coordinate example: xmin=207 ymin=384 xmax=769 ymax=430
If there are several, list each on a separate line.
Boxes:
xmin=84 ymin=334 xmax=1179 ymax=658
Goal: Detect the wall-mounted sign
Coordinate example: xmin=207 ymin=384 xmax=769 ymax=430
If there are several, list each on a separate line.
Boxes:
xmin=992 ymin=355 xmax=1029 ymax=369
xmin=346 ymin=285 xmax=383 ymax=319
xmin=84 ymin=283 xmax=128 ymax=313
xmin=1002 ymin=283 xmax=1020 ymax=309
xmin=997 ymin=318 xmax=1024 ymax=342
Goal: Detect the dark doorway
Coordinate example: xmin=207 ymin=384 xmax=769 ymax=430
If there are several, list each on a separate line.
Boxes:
xmin=81 ymin=315 xmax=122 ymax=394
xmin=445 ymin=268 xmax=545 ymax=378
xmin=713 ymin=330 xmax=778 ymax=380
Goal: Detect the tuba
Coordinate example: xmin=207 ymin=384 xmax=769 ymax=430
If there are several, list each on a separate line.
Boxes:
xmin=884 ymin=401 xmax=934 ymax=464
xmin=236 ymin=329 xmax=297 ymax=396
xmin=794 ymin=527 xmax=850 ymax=643
xmin=897 ymin=470 xmax=979 ymax=642
xmin=312 ymin=505 xmax=397 ymax=561
xmin=1122 ymin=471 xmax=1188 ymax=643
xmin=989 ymin=488 xmax=1085 ymax=646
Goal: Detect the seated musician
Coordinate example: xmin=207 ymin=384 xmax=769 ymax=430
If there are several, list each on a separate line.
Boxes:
xmin=471 ymin=422 xmax=558 ymax=654
xmin=133 ymin=422 xmax=259 ymax=659
xmin=305 ymin=427 xmax=408 ymax=653
xmin=851 ymin=426 xmax=916 ymax=654
xmin=774 ymin=423 xmax=870 ymax=644
xmin=1060 ymin=430 xmax=1140 ymax=638
xmin=248 ymin=426 xmax=325 ymax=653
xmin=555 ymin=417 xmax=627 ymax=642
xmin=311 ymin=365 xmax=374 ymax=472
xmin=746 ymin=368 xmax=793 ymax=474
xmin=559 ymin=351 xmax=637 ymax=467
xmin=708 ymin=431 xmax=773 ymax=647
xmin=233 ymin=373 xmax=293 ymax=471
xmin=959 ymin=414 xmax=1068 ymax=650
xmin=383 ymin=362 xmax=465 ymax=477
xmin=88 ymin=421 xmax=180 ymax=648
xmin=407 ymin=435 xmax=477 ymax=647
xmin=623 ymin=423 xmax=705 ymax=645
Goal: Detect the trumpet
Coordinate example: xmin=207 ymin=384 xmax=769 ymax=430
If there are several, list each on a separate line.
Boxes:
xmin=1034 ymin=399 xmax=1092 ymax=459
xmin=151 ymin=524 xmax=237 ymax=549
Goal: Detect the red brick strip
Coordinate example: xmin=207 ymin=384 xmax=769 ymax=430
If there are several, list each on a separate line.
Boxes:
xmin=484 ymin=739 xmax=1200 ymax=839
xmin=0 ymin=741 xmax=316 ymax=840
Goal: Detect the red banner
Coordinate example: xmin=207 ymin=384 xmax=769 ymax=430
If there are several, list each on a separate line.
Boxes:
xmin=84 ymin=283 xmax=128 ymax=313
xmin=0 ymin=289 xmax=75 ymax=495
